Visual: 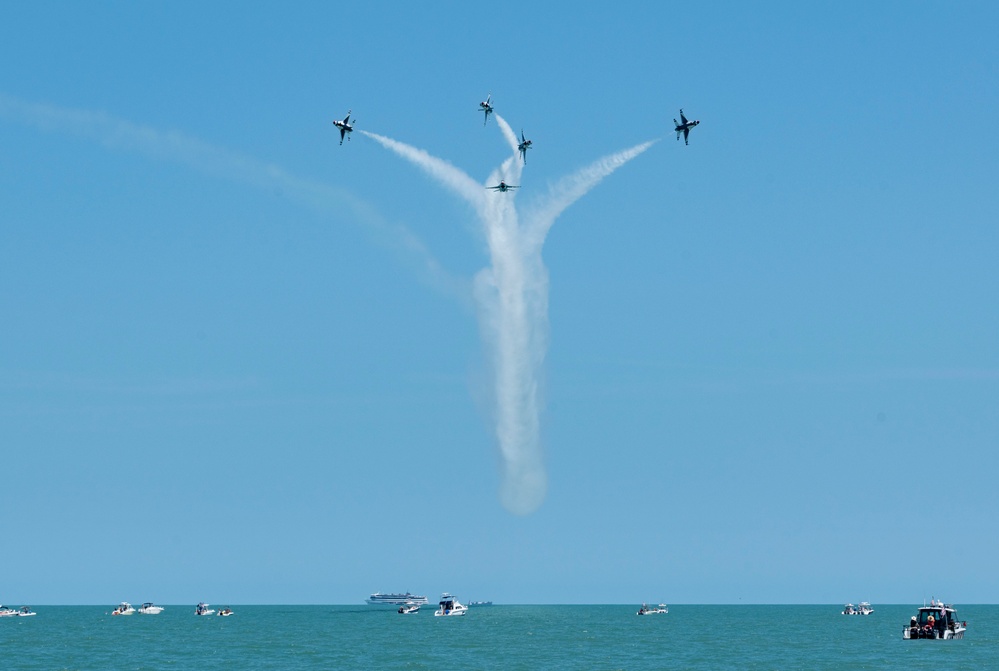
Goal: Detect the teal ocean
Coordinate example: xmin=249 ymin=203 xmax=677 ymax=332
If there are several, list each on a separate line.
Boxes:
xmin=4 ymin=604 xmax=998 ymax=670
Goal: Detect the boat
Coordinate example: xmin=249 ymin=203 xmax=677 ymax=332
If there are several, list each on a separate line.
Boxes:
xmin=468 ymin=601 xmax=493 ymax=607
xmin=366 ymin=592 xmax=429 ymax=607
xmin=137 ymin=602 xmax=164 ymax=615
xmin=397 ymin=602 xmax=421 ymax=614
xmin=17 ymin=606 xmax=36 ymax=617
xmin=217 ymin=607 xmax=234 ymax=617
xmin=0 ymin=605 xmax=19 ymax=617
xmin=843 ymin=602 xmax=873 ymax=615
xmin=111 ymin=602 xmax=135 ymax=616
xmin=434 ymin=593 xmax=468 ymax=617
xmin=637 ymin=603 xmax=669 ymax=615
xmin=903 ymin=599 xmax=966 ymax=639
xmin=195 ymin=603 xmax=215 ymax=616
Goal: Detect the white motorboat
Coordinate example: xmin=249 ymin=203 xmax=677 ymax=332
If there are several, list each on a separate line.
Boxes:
xmin=137 ymin=602 xmax=164 ymax=615
xmin=398 ymin=602 xmax=421 ymax=614
xmin=17 ymin=606 xmax=36 ymax=617
xmin=0 ymin=605 xmax=19 ymax=617
xmin=195 ymin=603 xmax=215 ymax=616
xmin=217 ymin=607 xmax=234 ymax=616
xmin=112 ymin=602 xmax=135 ymax=616
xmin=843 ymin=602 xmax=873 ymax=615
xmin=903 ymin=599 xmax=966 ymax=639
xmin=637 ymin=603 xmax=668 ymax=615
xmin=434 ymin=593 xmax=467 ymax=617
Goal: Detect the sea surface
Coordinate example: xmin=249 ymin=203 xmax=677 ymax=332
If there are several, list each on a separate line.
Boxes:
xmin=3 ymin=604 xmax=998 ymax=670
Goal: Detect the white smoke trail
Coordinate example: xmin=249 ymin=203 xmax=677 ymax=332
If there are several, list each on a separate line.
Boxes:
xmin=494 ymin=114 xmax=522 ymax=156
xmin=0 ymin=94 xmax=469 ymax=304
xmin=523 ymin=140 xmax=658 ymax=246
xmin=363 ymin=127 xmax=652 ymax=514
xmin=359 ymin=130 xmax=486 ymax=216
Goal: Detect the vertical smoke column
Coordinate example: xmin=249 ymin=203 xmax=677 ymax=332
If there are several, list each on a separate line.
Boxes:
xmin=475 ymin=139 xmax=547 ymax=514
xmin=361 ymin=126 xmax=654 ymax=515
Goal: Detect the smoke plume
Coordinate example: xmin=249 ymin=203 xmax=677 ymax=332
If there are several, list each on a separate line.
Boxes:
xmin=363 ymin=119 xmax=654 ymax=514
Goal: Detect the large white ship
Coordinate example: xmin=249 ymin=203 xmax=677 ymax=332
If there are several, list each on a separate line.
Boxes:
xmin=366 ymin=592 xmax=429 ymax=607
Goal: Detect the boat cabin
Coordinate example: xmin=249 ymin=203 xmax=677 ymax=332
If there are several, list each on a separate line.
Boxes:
xmin=904 ymin=602 xmax=966 ymax=639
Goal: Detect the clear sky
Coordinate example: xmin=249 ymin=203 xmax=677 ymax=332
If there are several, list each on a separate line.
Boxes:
xmin=2 ymin=1 xmax=997 ymax=605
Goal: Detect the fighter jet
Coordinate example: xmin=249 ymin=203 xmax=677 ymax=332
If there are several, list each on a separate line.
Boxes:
xmin=479 ymin=94 xmax=494 ymax=125
xmin=674 ymin=109 xmax=699 ymax=145
xmin=487 ymin=181 xmax=519 ymax=192
xmin=518 ymin=130 xmax=532 ymax=164
xmin=333 ymin=110 xmax=354 ymax=145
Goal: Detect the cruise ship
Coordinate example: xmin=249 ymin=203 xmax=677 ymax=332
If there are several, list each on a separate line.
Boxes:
xmin=366 ymin=592 xmax=429 ymax=607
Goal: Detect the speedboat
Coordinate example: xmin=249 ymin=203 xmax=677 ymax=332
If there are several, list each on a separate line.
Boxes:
xmin=843 ymin=602 xmax=873 ymax=615
xmin=17 ymin=606 xmax=36 ymax=617
xmin=195 ymin=602 xmax=215 ymax=616
xmin=398 ymin=602 xmax=420 ymax=614
xmin=637 ymin=603 xmax=668 ymax=615
xmin=137 ymin=602 xmax=164 ymax=615
xmin=112 ymin=602 xmax=135 ymax=616
xmin=217 ymin=607 xmax=234 ymax=616
xmin=903 ymin=599 xmax=966 ymax=639
xmin=0 ymin=605 xmax=19 ymax=617
xmin=434 ymin=593 xmax=467 ymax=617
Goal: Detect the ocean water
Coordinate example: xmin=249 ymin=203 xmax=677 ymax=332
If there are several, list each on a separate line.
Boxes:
xmin=4 ymin=604 xmax=998 ymax=670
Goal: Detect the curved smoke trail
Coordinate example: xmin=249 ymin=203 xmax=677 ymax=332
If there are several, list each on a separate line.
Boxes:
xmin=0 ymin=94 xmax=469 ymax=303
xmin=363 ymin=124 xmax=653 ymax=515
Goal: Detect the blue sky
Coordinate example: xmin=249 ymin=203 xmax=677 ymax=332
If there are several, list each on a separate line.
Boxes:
xmin=2 ymin=1 xmax=998 ymax=605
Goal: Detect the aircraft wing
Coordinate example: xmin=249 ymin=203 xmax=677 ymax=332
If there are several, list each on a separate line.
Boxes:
xmin=339 ymin=127 xmax=347 ymax=142
xmin=683 ymin=128 xmax=689 ymax=144
xmin=680 ymin=111 xmax=688 ymax=124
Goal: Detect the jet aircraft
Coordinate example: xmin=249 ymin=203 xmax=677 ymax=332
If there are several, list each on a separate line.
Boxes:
xmin=487 ymin=181 xmax=519 ymax=192
xmin=479 ymin=94 xmax=494 ymax=125
xmin=673 ymin=109 xmax=699 ymax=145
xmin=333 ymin=110 xmax=354 ymax=145
xmin=518 ymin=130 xmax=532 ymax=164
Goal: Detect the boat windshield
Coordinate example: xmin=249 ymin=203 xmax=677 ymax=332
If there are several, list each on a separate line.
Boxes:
xmin=917 ymin=609 xmax=952 ymax=627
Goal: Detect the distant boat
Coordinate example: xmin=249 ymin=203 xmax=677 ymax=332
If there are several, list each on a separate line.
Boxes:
xmin=843 ymin=602 xmax=873 ymax=615
xmin=366 ymin=592 xmax=429 ymax=608
xmin=0 ymin=605 xmax=19 ymax=617
xmin=468 ymin=601 xmax=493 ymax=607
xmin=217 ymin=607 xmax=234 ymax=617
xmin=17 ymin=606 xmax=36 ymax=617
xmin=397 ymin=603 xmax=420 ymax=614
xmin=637 ymin=603 xmax=668 ymax=615
xmin=137 ymin=602 xmax=164 ymax=615
xmin=434 ymin=593 xmax=468 ymax=617
xmin=196 ymin=603 xmax=215 ymax=616
xmin=111 ymin=602 xmax=135 ymax=616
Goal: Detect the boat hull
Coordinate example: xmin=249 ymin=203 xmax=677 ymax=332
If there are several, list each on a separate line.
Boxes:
xmin=904 ymin=627 xmax=966 ymax=640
